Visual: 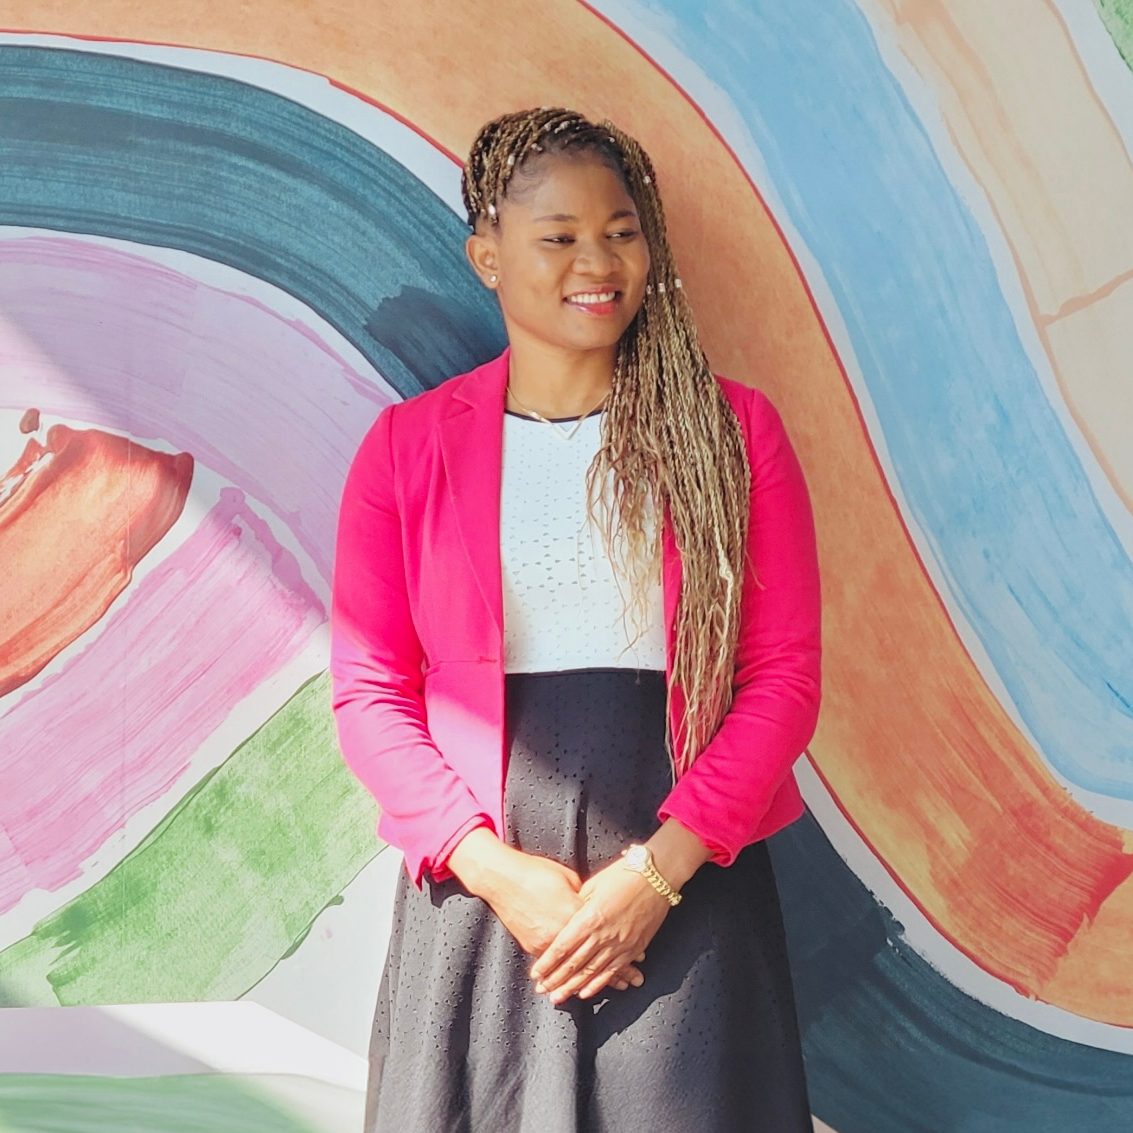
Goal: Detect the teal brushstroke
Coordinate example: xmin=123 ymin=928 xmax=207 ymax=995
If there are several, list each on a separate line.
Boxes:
xmin=770 ymin=813 xmax=1133 ymax=1131
xmin=0 ymin=45 xmax=506 ymax=396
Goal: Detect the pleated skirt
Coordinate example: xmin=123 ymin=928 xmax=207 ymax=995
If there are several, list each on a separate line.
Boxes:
xmin=363 ymin=668 xmax=812 ymax=1132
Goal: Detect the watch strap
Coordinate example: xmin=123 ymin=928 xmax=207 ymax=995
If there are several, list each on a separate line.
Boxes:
xmin=621 ymin=844 xmax=683 ymax=906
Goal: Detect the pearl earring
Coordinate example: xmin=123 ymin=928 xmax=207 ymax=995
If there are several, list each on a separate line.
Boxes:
xmin=489 ymin=274 xmax=498 ymax=284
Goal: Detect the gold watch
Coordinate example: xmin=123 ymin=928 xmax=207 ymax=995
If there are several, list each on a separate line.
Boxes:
xmin=620 ymin=843 xmax=682 ymax=906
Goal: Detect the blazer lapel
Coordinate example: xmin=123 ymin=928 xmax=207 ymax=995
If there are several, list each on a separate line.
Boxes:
xmin=437 ymin=349 xmax=510 ymax=642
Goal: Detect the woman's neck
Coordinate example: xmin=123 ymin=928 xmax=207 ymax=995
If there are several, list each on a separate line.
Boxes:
xmin=505 ymin=340 xmax=615 ymax=419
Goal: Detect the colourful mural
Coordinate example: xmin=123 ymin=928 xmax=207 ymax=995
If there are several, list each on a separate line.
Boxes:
xmin=2 ymin=2 xmax=1132 ymax=1129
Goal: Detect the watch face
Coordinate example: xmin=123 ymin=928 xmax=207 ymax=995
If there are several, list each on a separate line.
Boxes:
xmin=624 ymin=844 xmax=649 ymax=870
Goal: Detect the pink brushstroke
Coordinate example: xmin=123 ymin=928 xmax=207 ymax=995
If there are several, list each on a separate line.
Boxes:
xmin=0 ymin=235 xmax=396 ymax=585
xmin=0 ymin=488 xmax=325 ymax=916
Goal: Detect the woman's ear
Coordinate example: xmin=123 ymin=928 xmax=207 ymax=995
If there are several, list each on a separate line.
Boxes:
xmin=465 ymin=232 xmax=500 ymax=289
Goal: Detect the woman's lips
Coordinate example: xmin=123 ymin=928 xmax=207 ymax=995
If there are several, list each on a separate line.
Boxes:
xmin=564 ymin=290 xmax=621 ymax=316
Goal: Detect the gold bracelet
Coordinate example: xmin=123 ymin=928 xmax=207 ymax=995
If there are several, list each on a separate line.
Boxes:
xmin=620 ymin=843 xmax=682 ymax=906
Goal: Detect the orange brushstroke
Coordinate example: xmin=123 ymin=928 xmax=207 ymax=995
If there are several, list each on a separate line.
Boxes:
xmin=4 ymin=1 xmax=1132 ymax=1021
xmin=0 ymin=425 xmax=192 ymax=695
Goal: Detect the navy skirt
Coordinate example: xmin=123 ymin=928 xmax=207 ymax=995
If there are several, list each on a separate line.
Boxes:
xmin=364 ymin=668 xmax=812 ymax=1132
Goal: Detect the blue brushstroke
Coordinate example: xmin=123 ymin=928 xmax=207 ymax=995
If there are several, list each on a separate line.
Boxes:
xmin=0 ymin=45 xmax=505 ymax=397
xmin=600 ymin=0 xmax=1133 ymax=800
xmin=769 ymin=812 xmax=1133 ymax=1132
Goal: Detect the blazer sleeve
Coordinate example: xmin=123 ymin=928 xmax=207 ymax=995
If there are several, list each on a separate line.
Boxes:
xmin=329 ymin=402 xmax=493 ymax=889
xmin=656 ymin=385 xmax=822 ymax=865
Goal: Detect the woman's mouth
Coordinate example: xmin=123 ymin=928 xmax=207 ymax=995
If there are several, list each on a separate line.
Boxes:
xmin=564 ymin=289 xmax=621 ymax=316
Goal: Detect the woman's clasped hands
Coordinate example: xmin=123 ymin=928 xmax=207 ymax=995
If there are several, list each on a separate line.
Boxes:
xmin=456 ymin=834 xmax=673 ymax=1004
xmin=526 ymin=853 xmax=672 ymax=1005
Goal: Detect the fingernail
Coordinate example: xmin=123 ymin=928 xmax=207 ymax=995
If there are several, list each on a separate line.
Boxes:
xmin=534 ymin=982 xmax=546 ymax=993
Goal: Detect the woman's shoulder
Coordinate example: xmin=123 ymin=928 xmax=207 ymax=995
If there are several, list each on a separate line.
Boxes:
xmin=383 ymin=369 xmax=467 ymax=420
xmin=711 ymin=372 xmax=782 ymax=438
xmin=385 ymin=351 xmax=505 ymax=424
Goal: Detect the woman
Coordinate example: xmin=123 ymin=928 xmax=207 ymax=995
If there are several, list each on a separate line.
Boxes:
xmin=330 ymin=107 xmax=821 ymax=1132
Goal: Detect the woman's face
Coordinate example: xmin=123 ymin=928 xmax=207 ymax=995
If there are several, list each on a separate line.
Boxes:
xmin=466 ymin=154 xmax=651 ymax=361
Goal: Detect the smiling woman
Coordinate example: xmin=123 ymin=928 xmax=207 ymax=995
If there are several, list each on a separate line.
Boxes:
xmin=467 ymin=154 xmax=650 ymax=384
xmin=330 ymin=106 xmax=822 ymax=1133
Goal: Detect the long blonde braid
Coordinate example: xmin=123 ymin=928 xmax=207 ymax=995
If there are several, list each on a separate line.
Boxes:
xmin=461 ymin=108 xmax=753 ymax=780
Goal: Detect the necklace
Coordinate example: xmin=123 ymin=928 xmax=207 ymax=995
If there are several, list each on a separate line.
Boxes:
xmin=506 ymin=383 xmax=610 ymax=441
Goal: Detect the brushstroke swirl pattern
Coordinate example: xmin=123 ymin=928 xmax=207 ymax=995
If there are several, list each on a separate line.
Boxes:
xmin=1 ymin=2 xmax=1132 ymax=1129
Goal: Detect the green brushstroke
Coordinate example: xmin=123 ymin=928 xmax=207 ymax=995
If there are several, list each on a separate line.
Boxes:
xmin=0 ymin=674 xmax=382 ymax=1005
xmin=1096 ymin=0 xmax=1133 ymax=69
xmin=0 ymin=1074 xmax=329 ymax=1133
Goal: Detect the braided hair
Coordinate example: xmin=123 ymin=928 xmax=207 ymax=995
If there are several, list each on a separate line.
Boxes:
xmin=461 ymin=108 xmax=753 ymax=781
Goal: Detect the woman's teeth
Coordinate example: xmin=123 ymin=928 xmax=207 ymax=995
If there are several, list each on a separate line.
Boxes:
xmin=567 ymin=291 xmax=617 ymax=305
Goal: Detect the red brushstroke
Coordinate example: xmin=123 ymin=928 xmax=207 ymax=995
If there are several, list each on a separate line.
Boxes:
xmin=0 ymin=426 xmax=192 ymax=696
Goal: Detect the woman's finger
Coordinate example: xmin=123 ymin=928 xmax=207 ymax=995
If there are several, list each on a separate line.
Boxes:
xmin=530 ymin=907 xmax=596 ymax=984
xmin=545 ymin=944 xmax=618 ymax=1003
xmin=535 ymin=937 xmax=606 ymax=996
xmin=614 ymin=964 xmax=645 ymax=988
xmin=550 ymin=945 xmax=625 ymax=1003
xmin=578 ymin=968 xmax=625 ymax=1000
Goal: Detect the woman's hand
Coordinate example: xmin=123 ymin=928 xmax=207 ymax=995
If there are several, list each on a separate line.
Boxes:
xmin=529 ymin=856 xmax=671 ymax=1004
xmin=476 ymin=848 xmax=583 ymax=956
xmin=486 ymin=853 xmax=648 ymax=991
xmin=462 ymin=842 xmax=646 ymax=991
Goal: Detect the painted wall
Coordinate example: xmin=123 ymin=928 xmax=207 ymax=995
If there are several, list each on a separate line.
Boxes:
xmin=2 ymin=2 xmax=1132 ymax=1129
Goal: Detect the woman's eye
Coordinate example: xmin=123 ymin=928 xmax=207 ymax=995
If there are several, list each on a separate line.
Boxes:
xmin=541 ymin=231 xmax=639 ymax=244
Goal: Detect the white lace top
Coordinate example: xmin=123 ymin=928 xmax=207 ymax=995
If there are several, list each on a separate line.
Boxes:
xmin=500 ymin=408 xmax=667 ymax=674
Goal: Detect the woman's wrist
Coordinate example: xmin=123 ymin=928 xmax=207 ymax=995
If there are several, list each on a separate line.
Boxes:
xmin=644 ymin=819 xmax=713 ymax=893
xmin=445 ymin=825 xmax=519 ymax=901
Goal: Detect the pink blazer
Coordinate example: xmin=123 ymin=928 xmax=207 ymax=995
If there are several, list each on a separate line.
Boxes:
xmin=330 ymin=347 xmax=821 ymax=889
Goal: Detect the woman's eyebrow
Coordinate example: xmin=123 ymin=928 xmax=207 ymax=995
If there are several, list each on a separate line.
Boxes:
xmin=532 ymin=208 xmax=638 ymax=222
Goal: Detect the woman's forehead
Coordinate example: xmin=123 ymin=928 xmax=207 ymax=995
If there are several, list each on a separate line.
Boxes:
xmin=503 ymin=155 xmax=635 ymax=216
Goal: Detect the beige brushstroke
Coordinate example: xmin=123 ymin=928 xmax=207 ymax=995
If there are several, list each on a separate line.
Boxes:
xmin=864 ymin=0 xmax=1133 ymax=515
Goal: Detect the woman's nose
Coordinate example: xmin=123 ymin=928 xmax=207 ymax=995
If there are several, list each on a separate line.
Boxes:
xmin=572 ymin=238 xmax=619 ymax=274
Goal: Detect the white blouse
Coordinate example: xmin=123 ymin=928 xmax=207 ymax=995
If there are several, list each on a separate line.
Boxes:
xmin=500 ymin=409 xmax=667 ymax=674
